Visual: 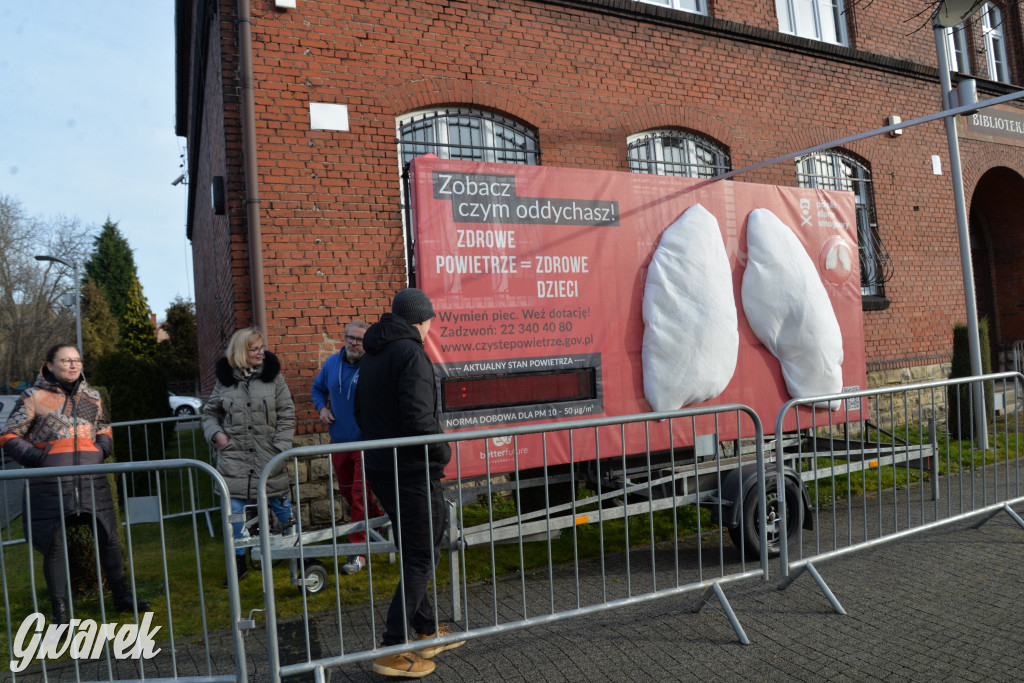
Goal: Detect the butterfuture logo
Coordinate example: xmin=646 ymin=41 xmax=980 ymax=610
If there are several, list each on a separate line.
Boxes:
xmin=10 ymin=612 xmax=162 ymax=672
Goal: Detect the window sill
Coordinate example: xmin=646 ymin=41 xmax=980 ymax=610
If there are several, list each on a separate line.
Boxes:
xmin=862 ymin=295 xmax=890 ymax=312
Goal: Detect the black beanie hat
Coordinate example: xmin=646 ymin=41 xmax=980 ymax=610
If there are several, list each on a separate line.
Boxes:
xmin=392 ymin=288 xmax=435 ymax=325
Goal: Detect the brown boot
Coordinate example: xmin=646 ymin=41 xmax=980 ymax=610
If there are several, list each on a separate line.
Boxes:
xmin=372 ymin=651 xmax=435 ymax=678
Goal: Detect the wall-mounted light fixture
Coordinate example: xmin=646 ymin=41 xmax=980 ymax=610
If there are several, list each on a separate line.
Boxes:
xmin=887 ymin=115 xmax=903 ymax=136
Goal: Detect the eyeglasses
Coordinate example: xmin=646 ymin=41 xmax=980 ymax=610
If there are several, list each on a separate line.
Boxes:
xmin=59 ymin=358 xmax=83 ymax=366
xmin=248 ymin=345 xmax=267 ymax=355
xmin=345 ymin=335 xmax=365 ymax=343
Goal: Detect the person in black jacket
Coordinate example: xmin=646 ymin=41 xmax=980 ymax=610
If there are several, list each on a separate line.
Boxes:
xmin=354 ymin=288 xmax=463 ymax=678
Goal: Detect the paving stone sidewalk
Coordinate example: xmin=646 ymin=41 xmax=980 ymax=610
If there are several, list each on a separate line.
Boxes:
xmin=286 ymin=510 xmax=1024 ymax=682
xmin=13 ymin=490 xmax=1024 ymax=682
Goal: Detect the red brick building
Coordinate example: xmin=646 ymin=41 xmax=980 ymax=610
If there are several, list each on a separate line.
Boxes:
xmin=175 ymin=0 xmax=1024 ymax=437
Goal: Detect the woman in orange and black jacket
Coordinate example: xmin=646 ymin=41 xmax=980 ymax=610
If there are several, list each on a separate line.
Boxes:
xmin=0 ymin=343 xmax=149 ymax=625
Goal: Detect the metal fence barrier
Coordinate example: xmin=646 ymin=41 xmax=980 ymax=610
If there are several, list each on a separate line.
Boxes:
xmin=254 ymin=405 xmax=767 ymax=683
xmin=4 ymin=373 xmax=1021 ymax=680
xmin=0 ymin=459 xmax=246 ymax=682
xmin=1 ymin=415 xmax=217 ymax=546
xmin=774 ymin=372 xmax=1024 ymax=613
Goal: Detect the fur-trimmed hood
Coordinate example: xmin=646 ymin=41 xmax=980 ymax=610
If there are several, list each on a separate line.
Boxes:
xmin=202 ymin=348 xmax=295 ymax=501
xmin=214 ymin=350 xmax=282 ymax=387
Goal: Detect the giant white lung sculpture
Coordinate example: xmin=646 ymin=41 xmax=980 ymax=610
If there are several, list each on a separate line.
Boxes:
xmin=741 ymin=208 xmax=844 ymax=408
xmin=642 ymin=204 xmax=738 ymax=411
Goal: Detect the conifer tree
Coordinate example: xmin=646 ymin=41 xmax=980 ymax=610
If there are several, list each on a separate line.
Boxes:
xmin=120 ymin=272 xmax=157 ymax=361
xmin=158 ymin=297 xmax=199 ymax=389
xmin=80 ymin=278 xmax=121 ymax=366
xmin=84 ymin=219 xmax=136 ymax=333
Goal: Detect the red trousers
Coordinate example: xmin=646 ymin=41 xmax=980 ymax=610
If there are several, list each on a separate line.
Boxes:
xmin=331 ymin=450 xmax=383 ymax=545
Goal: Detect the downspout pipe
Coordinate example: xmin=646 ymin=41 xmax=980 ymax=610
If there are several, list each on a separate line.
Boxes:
xmin=237 ymin=0 xmax=268 ymax=334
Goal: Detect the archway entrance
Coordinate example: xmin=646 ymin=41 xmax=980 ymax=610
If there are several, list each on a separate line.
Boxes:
xmin=969 ymin=166 xmax=1024 ymax=369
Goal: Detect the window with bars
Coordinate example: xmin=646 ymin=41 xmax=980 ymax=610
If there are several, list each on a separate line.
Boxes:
xmin=796 ymin=150 xmax=892 ymax=303
xmin=776 ymin=0 xmax=848 ymax=46
xmin=397 ymin=109 xmax=540 ymax=283
xmin=982 ymin=3 xmax=1009 ymax=83
xmin=627 ymin=130 xmax=730 ymax=179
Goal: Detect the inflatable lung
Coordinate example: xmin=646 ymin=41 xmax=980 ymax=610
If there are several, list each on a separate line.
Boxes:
xmin=741 ymin=208 xmax=844 ymax=409
xmin=642 ymin=204 xmax=738 ymax=411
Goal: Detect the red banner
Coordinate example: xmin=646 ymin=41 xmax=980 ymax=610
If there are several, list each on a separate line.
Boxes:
xmin=411 ymin=156 xmax=867 ymax=478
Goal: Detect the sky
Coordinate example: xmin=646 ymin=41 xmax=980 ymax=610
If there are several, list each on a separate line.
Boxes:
xmin=0 ymin=2 xmax=191 ymax=319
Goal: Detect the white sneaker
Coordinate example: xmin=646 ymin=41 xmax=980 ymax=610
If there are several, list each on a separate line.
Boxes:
xmin=341 ymin=555 xmax=366 ymax=574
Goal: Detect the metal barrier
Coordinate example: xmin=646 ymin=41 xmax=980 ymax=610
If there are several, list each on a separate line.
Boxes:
xmin=1 ymin=415 xmax=217 ymax=546
xmin=775 ymin=372 xmax=1024 ymax=613
xmin=109 ymin=416 xmax=220 ymax=536
xmin=255 ymin=405 xmax=767 ymax=683
xmin=0 ymin=459 xmax=246 ymax=682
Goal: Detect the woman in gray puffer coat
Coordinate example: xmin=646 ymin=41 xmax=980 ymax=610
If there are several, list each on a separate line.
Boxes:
xmin=202 ymin=327 xmax=295 ymax=586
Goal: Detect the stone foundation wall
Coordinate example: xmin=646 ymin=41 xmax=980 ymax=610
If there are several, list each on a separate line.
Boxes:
xmin=861 ymin=362 xmax=950 ymax=433
xmin=289 ymin=433 xmax=349 ymax=528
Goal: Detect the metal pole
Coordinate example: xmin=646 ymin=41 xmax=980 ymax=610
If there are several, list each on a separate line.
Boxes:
xmin=35 ymin=254 xmax=84 ymax=357
xmin=73 ymin=259 xmax=83 ymax=355
xmin=933 ymin=21 xmax=988 ymax=450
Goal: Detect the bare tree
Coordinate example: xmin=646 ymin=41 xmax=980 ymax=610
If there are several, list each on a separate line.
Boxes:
xmin=0 ymin=195 xmax=93 ymax=393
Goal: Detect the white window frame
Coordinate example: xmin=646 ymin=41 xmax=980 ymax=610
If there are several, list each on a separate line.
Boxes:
xmin=396 ymin=109 xmax=539 ymax=284
xmin=627 ymin=129 xmax=730 ymax=179
xmin=776 ymin=0 xmax=848 ymax=46
xmin=982 ymin=3 xmax=1009 ymax=83
xmin=946 ymin=24 xmax=971 ymax=74
xmin=796 ymin=150 xmax=889 ymax=298
xmin=631 ymin=0 xmax=706 ymax=15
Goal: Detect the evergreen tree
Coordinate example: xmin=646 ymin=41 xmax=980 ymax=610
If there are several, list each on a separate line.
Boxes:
xmin=81 ymin=277 xmax=120 ymax=366
xmin=158 ymin=297 xmax=199 ymax=389
xmin=84 ymin=219 xmax=136 ymax=333
xmin=120 ymin=273 xmax=157 ymax=361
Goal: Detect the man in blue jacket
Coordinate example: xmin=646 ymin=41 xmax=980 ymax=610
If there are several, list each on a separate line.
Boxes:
xmin=312 ymin=318 xmax=381 ymax=574
xmin=355 ymin=288 xmax=462 ymax=678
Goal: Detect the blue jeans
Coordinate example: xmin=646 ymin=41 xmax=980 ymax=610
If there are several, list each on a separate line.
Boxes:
xmin=230 ymin=496 xmax=293 ymax=555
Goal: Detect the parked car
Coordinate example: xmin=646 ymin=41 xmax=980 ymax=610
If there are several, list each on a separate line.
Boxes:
xmin=168 ymin=391 xmax=203 ymax=417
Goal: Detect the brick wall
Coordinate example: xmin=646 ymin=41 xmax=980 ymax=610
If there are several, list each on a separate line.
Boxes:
xmin=180 ymin=0 xmax=1024 ymax=436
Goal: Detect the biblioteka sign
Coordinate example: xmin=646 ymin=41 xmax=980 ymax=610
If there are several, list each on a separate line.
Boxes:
xmin=961 ymin=105 xmax=1024 ymax=147
xmin=10 ymin=612 xmax=162 ymax=672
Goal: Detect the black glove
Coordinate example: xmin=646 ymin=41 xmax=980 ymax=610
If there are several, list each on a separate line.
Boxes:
xmin=3 ymin=437 xmax=45 ymax=467
xmin=95 ymin=433 xmax=112 ymax=459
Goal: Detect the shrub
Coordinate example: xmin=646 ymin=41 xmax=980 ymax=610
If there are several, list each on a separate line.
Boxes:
xmin=91 ymin=350 xmax=171 ymax=461
xmin=947 ymin=318 xmax=993 ymax=439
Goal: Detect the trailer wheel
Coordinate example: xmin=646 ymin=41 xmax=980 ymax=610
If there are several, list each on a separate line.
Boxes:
xmin=728 ymin=475 xmax=804 ymax=559
xmin=300 ymin=560 xmax=328 ymax=595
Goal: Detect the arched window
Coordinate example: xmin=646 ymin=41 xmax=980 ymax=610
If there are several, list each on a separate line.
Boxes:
xmin=399 ymin=109 xmax=539 ymax=167
xmin=796 ymin=150 xmax=892 ymax=304
xmin=627 ymin=130 xmax=730 ymax=179
xmin=397 ymin=109 xmax=540 ymax=283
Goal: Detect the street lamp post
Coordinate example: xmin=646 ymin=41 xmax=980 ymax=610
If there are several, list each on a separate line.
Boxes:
xmin=933 ymin=0 xmax=988 ymax=449
xmin=35 ymin=254 xmax=83 ymax=356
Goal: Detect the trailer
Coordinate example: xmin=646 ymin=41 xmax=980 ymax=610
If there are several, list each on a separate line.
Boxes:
xmin=401 ymin=155 xmax=921 ymax=558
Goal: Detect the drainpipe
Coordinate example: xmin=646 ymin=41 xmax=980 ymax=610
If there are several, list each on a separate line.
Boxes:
xmin=237 ymin=0 xmax=268 ymax=334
